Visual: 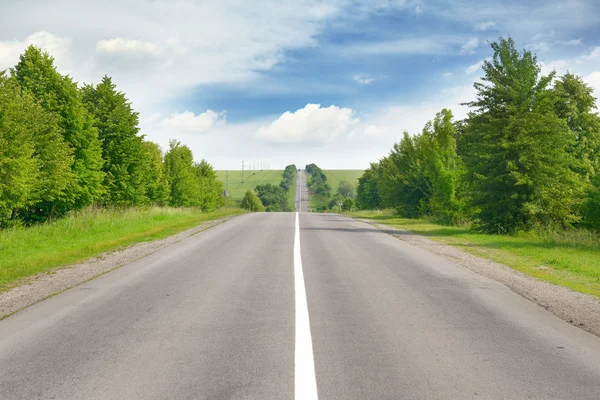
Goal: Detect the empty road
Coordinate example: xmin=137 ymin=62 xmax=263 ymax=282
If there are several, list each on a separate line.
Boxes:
xmin=1 ymin=173 xmax=600 ymax=399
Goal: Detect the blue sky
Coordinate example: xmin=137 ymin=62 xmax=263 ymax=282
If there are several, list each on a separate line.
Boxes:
xmin=1 ymin=0 xmax=600 ymax=169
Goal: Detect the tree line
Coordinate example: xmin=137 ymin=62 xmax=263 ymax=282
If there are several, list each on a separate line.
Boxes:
xmin=305 ymin=163 xmax=356 ymax=211
xmin=241 ymin=164 xmax=297 ymax=212
xmin=0 ymin=46 xmax=223 ymax=228
xmin=356 ymin=37 xmax=600 ymax=233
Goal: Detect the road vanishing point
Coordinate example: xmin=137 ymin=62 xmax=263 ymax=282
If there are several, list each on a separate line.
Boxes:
xmin=1 ymin=170 xmax=600 ymax=399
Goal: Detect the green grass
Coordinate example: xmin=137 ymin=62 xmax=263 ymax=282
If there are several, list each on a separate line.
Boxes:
xmin=216 ymin=170 xmax=284 ymax=207
xmin=323 ymin=170 xmax=364 ymax=193
xmin=0 ymin=207 xmax=245 ymax=291
xmin=349 ymin=210 xmax=600 ymax=298
xmin=287 ymin=171 xmax=297 ymax=211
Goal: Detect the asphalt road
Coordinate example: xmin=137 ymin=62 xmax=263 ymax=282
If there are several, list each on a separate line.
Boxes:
xmin=294 ymin=169 xmax=309 ymax=212
xmin=1 ymin=174 xmax=600 ymax=399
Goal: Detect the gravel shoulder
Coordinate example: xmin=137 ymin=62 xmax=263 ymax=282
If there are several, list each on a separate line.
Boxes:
xmin=0 ymin=215 xmax=238 ymax=319
xmin=357 ymin=218 xmax=600 ymax=338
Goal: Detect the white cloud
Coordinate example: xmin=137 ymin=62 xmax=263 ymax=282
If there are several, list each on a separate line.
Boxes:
xmin=256 ymin=104 xmax=360 ymax=144
xmin=539 ymin=59 xmax=568 ymax=76
xmin=555 ymin=38 xmax=582 ymax=46
xmin=347 ymin=35 xmax=470 ymax=55
xmin=0 ymin=31 xmax=71 ymax=71
xmin=465 ymin=58 xmax=490 ymax=75
xmin=415 ymin=5 xmax=423 ymax=14
xmin=578 ymin=47 xmax=600 ymax=64
xmin=460 ymin=37 xmax=479 ymax=54
xmin=160 ymin=110 xmax=226 ymax=135
xmin=584 ymin=71 xmax=600 ymax=102
xmin=96 ymin=38 xmax=162 ymax=57
xmin=474 ymin=21 xmax=496 ymax=31
xmin=442 ymin=72 xmax=453 ymax=77
xmin=353 ymin=74 xmax=375 ymax=84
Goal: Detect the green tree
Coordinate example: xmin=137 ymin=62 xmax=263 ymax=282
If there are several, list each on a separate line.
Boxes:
xmin=461 ymin=37 xmax=583 ymax=232
xmin=255 ymin=183 xmax=288 ymax=211
xmin=356 ymin=164 xmax=383 ymax=210
xmin=337 ymin=180 xmax=356 ymax=199
xmin=194 ymin=159 xmax=224 ymax=211
xmin=13 ymin=46 xmax=104 ymax=216
xmin=81 ymin=76 xmax=147 ymax=206
xmin=241 ymin=190 xmax=265 ymax=212
xmin=164 ymin=140 xmax=199 ymax=207
xmin=0 ymin=73 xmax=74 ymax=225
xmin=140 ymin=141 xmax=169 ymax=205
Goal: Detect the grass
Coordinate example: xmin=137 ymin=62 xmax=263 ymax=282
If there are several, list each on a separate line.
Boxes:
xmin=349 ymin=210 xmax=600 ymax=298
xmin=216 ymin=170 xmax=284 ymax=207
xmin=0 ymin=207 xmax=245 ymax=291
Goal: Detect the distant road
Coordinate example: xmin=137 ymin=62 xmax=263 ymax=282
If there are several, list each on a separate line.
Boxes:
xmin=294 ymin=169 xmax=309 ymax=212
xmin=1 ymin=173 xmax=600 ymax=399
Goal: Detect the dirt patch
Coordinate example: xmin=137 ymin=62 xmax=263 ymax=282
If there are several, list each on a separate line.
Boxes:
xmin=358 ymin=218 xmax=600 ymax=338
xmin=0 ymin=216 xmax=237 ymax=319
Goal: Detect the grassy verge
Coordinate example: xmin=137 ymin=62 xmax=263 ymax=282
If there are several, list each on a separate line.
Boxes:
xmin=216 ymin=170 xmax=283 ymax=207
xmin=0 ymin=207 xmax=245 ymax=291
xmin=349 ymin=210 xmax=600 ymax=298
xmin=288 ymin=172 xmax=297 ymax=211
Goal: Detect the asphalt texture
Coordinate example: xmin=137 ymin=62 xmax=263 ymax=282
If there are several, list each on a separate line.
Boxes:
xmin=1 ymin=171 xmax=600 ymax=399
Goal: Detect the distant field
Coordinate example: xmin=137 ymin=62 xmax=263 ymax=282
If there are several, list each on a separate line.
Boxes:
xmin=216 ymin=170 xmax=284 ymax=207
xmin=323 ymin=170 xmax=364 ymax=193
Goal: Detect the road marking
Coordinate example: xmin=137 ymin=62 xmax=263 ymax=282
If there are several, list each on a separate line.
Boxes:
xmin=294 ymin=212 xmax=319 ymax=399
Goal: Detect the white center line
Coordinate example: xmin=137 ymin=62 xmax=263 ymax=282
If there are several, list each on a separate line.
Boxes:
xmin=294 ymin=212 xmax=319 ymax=399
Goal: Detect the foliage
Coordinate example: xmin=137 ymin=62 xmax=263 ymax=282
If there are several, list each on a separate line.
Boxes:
xmin=241 ymin=190 xmax=265 ymax=212
xmin=337 ymin=180 xmax=356 ymax=199
xmin=356 ymin=165 xmax=383 ymax=210
xmin=461 ymin=37 xmax=583 ymax=232
xmin=13 ymin=46 xmax=105 ymax=219
xmin=81 ymin=76 xmax=148 ymax=206
xmin=255 ymin=183 xmax=288 ymax=212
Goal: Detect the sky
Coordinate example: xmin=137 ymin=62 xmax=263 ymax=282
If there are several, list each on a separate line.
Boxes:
xmin=1 ymin=0 xmax=600 ymax=170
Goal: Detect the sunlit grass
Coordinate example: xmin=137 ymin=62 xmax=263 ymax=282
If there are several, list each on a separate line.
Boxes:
xmin=216 ymin=170 xmax=284 ymax=207
xmin=0 ymin=207 xmax=245 ymax=291
xmin=350 ymin=210 xmax=600 ymax=298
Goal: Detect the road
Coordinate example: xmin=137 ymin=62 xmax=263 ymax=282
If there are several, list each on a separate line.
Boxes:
xmin=1 ymin=173 xmax=600 ymax=399
xmin=294 ymin=169 xmax=309 ymax=212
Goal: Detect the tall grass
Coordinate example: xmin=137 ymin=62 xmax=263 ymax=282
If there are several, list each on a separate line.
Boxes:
xmin=350 ymin=210 xmax=600 ymax=297
xmin=0 ymin=207 xmax=245 ymax=290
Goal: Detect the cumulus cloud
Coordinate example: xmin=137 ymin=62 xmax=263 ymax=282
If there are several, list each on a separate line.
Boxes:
xmin=256 ymin=104 xmax=360 ymax=144
xmin=0 ymin=31 xmax=71 ymax=71
xmin=555 ymin=38 xmax=582 ymax=46
xmin=539 ymin=59 xmax=568 ymax=76
xmin=474 ymin=21 xmax=496 ymax=31
xmin=353 ymin=74 xmax=375 ymax=84
xmin=585 ymin=71 xmax=600 ymax=101
xmin=460 ymin=38 xmax=479 ymax=54
xmin=160 ymin=110 xmax=226 ymax=135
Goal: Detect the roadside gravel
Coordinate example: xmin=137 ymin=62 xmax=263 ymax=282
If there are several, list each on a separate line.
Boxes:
xmin=358 ymin=218 xmax=600 ymax=338
xmin=0 ymin=215 xmax=237 ymax=319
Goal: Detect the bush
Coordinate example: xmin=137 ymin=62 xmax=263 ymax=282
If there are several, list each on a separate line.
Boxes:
xmin=241 ymin=190 xmax=265 ymax=212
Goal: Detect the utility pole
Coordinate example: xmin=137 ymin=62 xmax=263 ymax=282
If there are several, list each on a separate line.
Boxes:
xmin=242 ymin=160 xmax=244 ymax=183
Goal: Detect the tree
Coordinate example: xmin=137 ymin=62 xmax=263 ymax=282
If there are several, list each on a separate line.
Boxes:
xmin=164 ymin=140 xmax=199 ymax=207
xmin=81 ymin=76 xmax=147 ymax=206
xmin=337 ymin=180 xmax=356 ymax=199
xmin=255 ymin=184 xmax=288 ymax=211
xmin=342 ymin=197 xmax=354 ymax=211
xmin=460 ymin=37 xmax=583 ymax=232
xmin=0 ymin=73 xmax=74 ymax=225
xmin=13 ymin=46 xmax=104 ymax=217
xmin=356 ymin=164 xmax=383 ymax=210
xmin=140 ymin=141 xmax=169 ymax=205
xmin=241 ymin=190 xmax=265 ymax=212
xmin=193 ymin=159 xmax=224 ymax=211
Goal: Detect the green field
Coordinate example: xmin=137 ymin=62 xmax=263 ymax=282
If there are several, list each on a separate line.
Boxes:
xmin=323 ymin=170 xmax=364 ymax=193
xmin=350 ymin=210 xmax=600 ymax=298
xmin=0 ymin=207 xmax=245 ymax=291
xmin=216 ymin=170 xmax=285 ymax=207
